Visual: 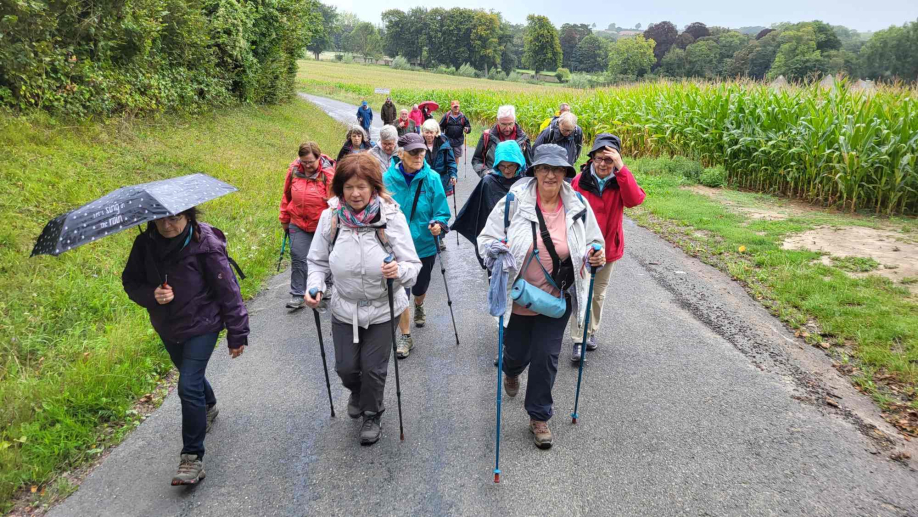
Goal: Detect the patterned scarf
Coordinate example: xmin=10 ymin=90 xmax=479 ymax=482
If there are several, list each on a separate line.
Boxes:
xmin=337 ymin=195 xmax=381 ymax=228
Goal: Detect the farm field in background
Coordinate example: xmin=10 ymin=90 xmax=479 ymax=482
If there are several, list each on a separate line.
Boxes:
xmin=299 ymin=60 xmax=918 ymax=215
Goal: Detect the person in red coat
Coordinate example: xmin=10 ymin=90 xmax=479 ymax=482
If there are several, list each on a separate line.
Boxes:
xmin=279 ymin=141 xmax=335 ymax=309
xmin=570 ymin=134 xmax=645 ymax=360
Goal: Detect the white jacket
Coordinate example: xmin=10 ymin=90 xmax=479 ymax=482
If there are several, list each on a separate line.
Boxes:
xmin=307 ymin=197 xmax=421 ymax=340
xmin=477 ymin=178 xmax=605 ymax=328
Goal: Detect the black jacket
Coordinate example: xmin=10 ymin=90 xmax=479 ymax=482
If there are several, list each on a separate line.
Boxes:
xmin=439 ymin=112 xmax=471 ymax=148
xmin=533 ymin=121 xmax=583 ymax=166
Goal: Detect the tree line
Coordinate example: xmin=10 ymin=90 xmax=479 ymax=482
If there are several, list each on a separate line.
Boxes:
xmin=312 ymin=6 xmax=917 ymax=83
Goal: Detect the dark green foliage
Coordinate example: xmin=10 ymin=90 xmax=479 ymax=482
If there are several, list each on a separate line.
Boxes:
xmin=642 ymin=21 xmax=679 ymax=65
xmin=559 ymin=23 xmax=592 ymax=69
xmin=571 ymin=35 xmax=609 ymax=72
xmin=523 ymin=15 xmax=562 ymax=74
xmin=0 ymin=0 xmax=322 ymax=116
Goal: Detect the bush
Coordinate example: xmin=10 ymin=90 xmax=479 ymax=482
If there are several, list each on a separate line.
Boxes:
xmin=391 ymin=56 xmax=411 ymax=70
xmin=507 ymin=71 xmax=523 ymax=82
xmin=569 ymin=74 xmax=592 ymax=89
xmin=555 ymin=68 xmax=572 ymax=83
xmin=699 ymin=165 xmax=728 ymax=187
xmin=342 ymin=53 xmax=355 ymax=64
xmin=335 ymin=54 xmax=344 ymax=61
xmin=457 ymin=63 xmax=478 ymax=78
xmin=488 ymin=69 xmax=508 ymax=81
xmin=435 ymin=65 xmax=457 ymax=75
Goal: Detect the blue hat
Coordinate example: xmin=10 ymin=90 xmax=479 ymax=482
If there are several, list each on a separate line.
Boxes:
xmin=362 ymin=101 xmax=368 ymax=106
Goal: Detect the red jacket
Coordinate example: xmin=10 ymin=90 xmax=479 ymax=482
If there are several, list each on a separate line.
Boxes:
xmin=279 ymin=155 xmax=335 ymax=232
xmin=572 ymin=163 xmax=645 ymax=263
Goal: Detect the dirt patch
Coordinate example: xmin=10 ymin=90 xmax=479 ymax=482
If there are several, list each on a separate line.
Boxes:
xmin=782 ymin=226 xmax=918 ymax=292
xmin=688 ymin=185 xmax=797 ymax=221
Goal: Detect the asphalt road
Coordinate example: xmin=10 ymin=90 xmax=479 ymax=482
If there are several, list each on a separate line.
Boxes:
xmin=50 ymin=95 xmax=918 ymax=516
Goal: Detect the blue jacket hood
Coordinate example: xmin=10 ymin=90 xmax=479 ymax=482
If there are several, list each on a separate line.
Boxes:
xmin=490 ymin=141 xmax=526 ymax=176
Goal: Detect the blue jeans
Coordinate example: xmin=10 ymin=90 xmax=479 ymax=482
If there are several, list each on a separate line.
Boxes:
xmin=502 ymin=299 xmax=572 ymax=421
xmin=164 ymin=333 xmax=218 ymax=458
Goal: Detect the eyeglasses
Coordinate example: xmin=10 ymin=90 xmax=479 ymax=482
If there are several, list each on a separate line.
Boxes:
xmin=593 ymin=157 xmax=616 ymax=165
xmin=407 ymin=149 xmax=425 ymax=157
xmin=534 ymin=167 xmax=566 ymax=176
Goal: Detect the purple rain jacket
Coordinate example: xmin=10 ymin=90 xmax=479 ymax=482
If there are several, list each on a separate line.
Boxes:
xmin=122 ymin=222 xmax=249 ymax=348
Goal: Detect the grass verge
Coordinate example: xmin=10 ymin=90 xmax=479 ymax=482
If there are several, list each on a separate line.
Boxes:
xmin=626 ymin=158 xmax=918 ymax=434
xmin=0 ymin=100 xmax=346 ymax=511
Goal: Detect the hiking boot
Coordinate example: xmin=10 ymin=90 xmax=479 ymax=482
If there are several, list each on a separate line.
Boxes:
xmin=586 ymin=335 xmax=598 ymax=351
xmin=571 ymin=343 xmax=583 ymax=363
xmin=171 ymin=454 xmax=205 ymax=485
xmin=414 ymin=303 xmax=426 ymax=328
xmin=396 ymin=334 xmax=414 ymax=359
xmin=286 ymin=296 xmax=304 ymax=309
xmin=530 ymin=420 xmax=553 ymax=449
xmin=205 ymin=404 xmax=219 ymax=433
xmin=360 ymin=414 xmax=382 ymax=445
xmin=347 ymin=392 xmax=361 ymax=419
xmin=504 ymin=375 xmax=520 ymax=397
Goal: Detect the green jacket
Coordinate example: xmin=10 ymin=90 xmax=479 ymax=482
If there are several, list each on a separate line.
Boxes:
xmin=383 ymin=161 xmax=452 ymax=259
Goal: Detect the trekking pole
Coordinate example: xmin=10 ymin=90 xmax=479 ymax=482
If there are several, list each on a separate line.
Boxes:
xmin=572 ymin=244 xmax=601 ymax=424
xmin=463 ymin=134 xmax=467 ymax=178
xmin=452 ymin=183 xmax=459 ymax=247
xmin=432 ymin=226 xmax=460 ymax=347
xmin=308 ymin=288 xmax=335 ymax=418
xmin=494 ymin=314 xmax=505 ymax=483
xmin=275 ymin=231 xmax=289 ymax=273
xmin=384 ymin=255 xmax=406 ymax=441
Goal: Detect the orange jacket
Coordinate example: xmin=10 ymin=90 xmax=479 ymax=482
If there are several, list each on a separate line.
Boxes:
xmin=279 ymin=155 xmax=335 ymax=232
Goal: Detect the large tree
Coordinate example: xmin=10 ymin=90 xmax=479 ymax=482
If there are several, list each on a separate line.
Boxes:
xmin=559 ymin=23 xmax=592 ymax=69
xmin=607 ymin=34 xmax=656 ymax=77
xmin=683 ymin=22 xmax=711 ymax=41
xmin=643 ymin=21 xmax=678 ymax=65
xmin=523 ymin=15 xmax=562 ymax=74
xmin=858 ymin=20 xmax=918 ymax=80
xmin=345 ymin=22 xmax=382 ymax=59
xmin=500 ymin=21 xmax=525 ymax=73
xmin=660 ymin=46 xmax=687 ymax=76
xmin=333 ymin=11 xmax=360 ymax=51
xmin=471 ymin=10 xmax=503 ymax=74
xmin=571 ymin=34 xmax=609 ymax=72
xmin=684 ymin=40 xmax=720 ymax=78
xmin=442 ymin=8 xmax=476 ymax=68
xmin=307 ymin=3 xmax=338 ymax=59
xmin=768 ymin=26 xmax=825 ymax=80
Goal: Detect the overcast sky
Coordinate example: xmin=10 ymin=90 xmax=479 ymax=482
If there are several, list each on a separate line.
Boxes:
xmin=324 ymin=0 xmax=916 ymax=32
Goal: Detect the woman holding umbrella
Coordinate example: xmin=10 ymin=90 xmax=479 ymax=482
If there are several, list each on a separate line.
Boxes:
xmin=477 ymin=144 xmax=604 ymax=450
xmin=122 ymin=207 xmax=249 ymax=485
xmin=304 ymin=153 xmax=421 ymax=445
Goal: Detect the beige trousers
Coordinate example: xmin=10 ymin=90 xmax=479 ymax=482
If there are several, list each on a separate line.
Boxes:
xmin=571 ymin=262 xmax=615 ymax=342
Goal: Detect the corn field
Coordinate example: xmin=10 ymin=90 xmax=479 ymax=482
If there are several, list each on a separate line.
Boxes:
xmin=302 ymin=62 xmax=917 ymax=214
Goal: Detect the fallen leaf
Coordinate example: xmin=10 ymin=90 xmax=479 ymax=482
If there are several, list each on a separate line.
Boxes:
xmin=826 ymin=398 xmax=840 ymax=408
xmin=30 ymin=486 xmax=37 ymax=493
xmin=738 ymin=245 xmax=747 ymax=253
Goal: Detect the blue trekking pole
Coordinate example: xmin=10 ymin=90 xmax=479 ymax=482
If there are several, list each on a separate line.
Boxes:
xmin=275 ymin=231 xmax=289 ymax=273
xmin=494 ymin=314 xmax=505 ymax=483
xmin=308 ymin=288 xmax=335 ymax=418
xmin=572 ymin=244 xmax=602 ymax=424
xmin=384 ymin=255 xmax=406 ymax=441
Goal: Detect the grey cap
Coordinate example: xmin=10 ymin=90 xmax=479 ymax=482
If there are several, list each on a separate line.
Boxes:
xmin=588 ymin=133 xmax=622 ymax=157
xmin=398 ymin=132 xmax=426 ymax=152
xmin=525 ymin=144 xmax=576 ymax=178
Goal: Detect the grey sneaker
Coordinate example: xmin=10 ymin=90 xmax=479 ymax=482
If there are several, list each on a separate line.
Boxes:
xmin=205 ymin=404 xmax=219 ymax=433
xmin=347 ymin=392 xmax=361 ymax=419
xmin=586 ymin=335 xmax=598 ymax=351
xmin=571 ymin=343 xmax=583 ymax=363
xmin=171 ymin=454 xmax=205 ymax=485
xmin=504 ymin=375 xmax=520 ymax=397
xmin=530 ymin=420 xmax=553 ymax=449
xmin=360 ymin=414 xmax=382 ymax=445
xmin=286 ymin=296 xmax=304 ymax=309
xmin=396 ymin=334 xmax=414 ymax=359
xmin=414 ymin=303 xmax=426 ymax=327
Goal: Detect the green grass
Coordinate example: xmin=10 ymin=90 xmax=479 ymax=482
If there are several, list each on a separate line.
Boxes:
xmin=0 ymin=100 xmax=346 ymax=510
xmin=627 ymin=159 xmax=918 ymax=413
xmin=830 ymin=256 xmax=881 ymax=272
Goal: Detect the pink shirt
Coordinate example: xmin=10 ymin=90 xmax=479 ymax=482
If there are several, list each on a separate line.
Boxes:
xmin=513 ymin=198 xmax=569 ymax=316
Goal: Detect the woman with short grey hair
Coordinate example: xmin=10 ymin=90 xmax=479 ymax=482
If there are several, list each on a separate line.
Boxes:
xmin=369 ymin=125 xmax=399 ymax=172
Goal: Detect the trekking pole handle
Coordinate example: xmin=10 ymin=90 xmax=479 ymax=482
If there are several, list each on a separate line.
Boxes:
xmin=384 ymin=254 xmax=394 ymax=264
xmin=589 ymin=244 xmax=601 ymax=274
xmin=308 ymin=288 xmax=321 ymax=298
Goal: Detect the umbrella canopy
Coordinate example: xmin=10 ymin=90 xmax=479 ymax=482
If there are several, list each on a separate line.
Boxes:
xmin=418 ymin=101 xmax=439 ymax=112
xmin=31 ymin=173 xmax=237 ymax=257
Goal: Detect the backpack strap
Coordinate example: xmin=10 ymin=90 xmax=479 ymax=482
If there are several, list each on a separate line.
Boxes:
xmin=574 ymin=192 xmax=587 ymax=222
xmin=408 ymin=179 xmax=424 ymax=221
xmin=534 ymin=207 xmax=560 ymax=280
xmin=375 ymin=225 xmax=394 ymax=256
xmin=329 ymin=212 xmax=340 ymax=252
xmin=503 ymin=192 xmax=515 ymax=233
xmin=482 ymin=130 xmax=490 ymax=154
xmin=227 ymin=255 xmax=246 ymax=280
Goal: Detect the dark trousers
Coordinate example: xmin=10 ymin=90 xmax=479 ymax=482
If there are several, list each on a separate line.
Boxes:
xmin=331 ymin=318 xmax=392 ymax=415
xmin=164 ymin=333 xmax=218 ymax=458
xmin=288 ymin=225 xmax=314 ymax=297
xmin=502 ymin=300 xmax=572 ymax=422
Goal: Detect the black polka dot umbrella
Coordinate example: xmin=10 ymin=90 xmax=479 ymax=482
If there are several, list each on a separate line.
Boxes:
xmin=30 ymin=173 xmax=238 ymax=257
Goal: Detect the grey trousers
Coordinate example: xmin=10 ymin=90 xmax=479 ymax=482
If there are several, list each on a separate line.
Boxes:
xmin=289 ymin=225 xmax=314 ymax=296
xmin=331 ymin=318 xmax=392 ymax=415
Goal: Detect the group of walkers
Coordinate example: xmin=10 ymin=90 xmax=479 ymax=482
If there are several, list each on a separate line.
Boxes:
xmin=121 ymin=97 xmax=644 ymax=486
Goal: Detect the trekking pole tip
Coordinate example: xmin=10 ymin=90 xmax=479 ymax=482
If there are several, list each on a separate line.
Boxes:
xmin=400 ymin=431 xmax=405 ymax=441
xmin=494 ymin=471 xmax=501 ymax=483
xmin=571 ymin=413 xmax=578 ymax=424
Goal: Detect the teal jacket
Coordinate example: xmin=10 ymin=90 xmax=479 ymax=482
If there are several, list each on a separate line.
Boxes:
xmin=383 ymin=161 xmax=452 ymax=259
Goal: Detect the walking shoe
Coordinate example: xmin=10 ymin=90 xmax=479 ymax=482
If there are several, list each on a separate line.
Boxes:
xmin=504 ymin=375 xmax=520 ymax=397
xmin=414 ymin=303 xmax=426 ymax=328
xmin=286 ymin=296 xmax=304 ymax=309
xmin=205 ymin=404 xmax=219 ymax=433
xmin=347 ymin=392 xmax=361 ymax=419
xmin=529 ymin=420 xmax=553 ymax=449
xmin=571 ymin=343 xmax=583 ymax=363
xmin=360 ymin=414 xmax=382 ymax=445
xmin=396 ymin=334 xmax=414 ymax=359
xmin=586 ymin=335 xmax=598 ymax=351
xmin=171 ymin=454 xmax=205 ymax=485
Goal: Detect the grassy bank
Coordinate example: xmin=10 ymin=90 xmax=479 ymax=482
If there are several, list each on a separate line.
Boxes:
xmin=626 ymin=158 xmax=918 ymax=429
xmin=0 ymin=100 xmax=346 ymax=510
